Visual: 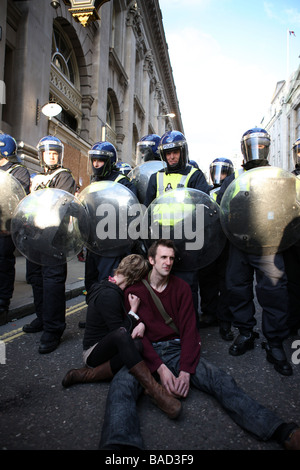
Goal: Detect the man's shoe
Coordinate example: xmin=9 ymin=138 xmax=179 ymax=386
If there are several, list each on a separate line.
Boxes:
xmin=38 ymin=332 xmax=61 ymax=354
xmin=284 ymin=428 xmax=300 ymax=450
xmin=264 ymin=343 xmax=293 ymax=376
xmin=23 ymin=318 xmax=43 ymax=333
xmin=229 ymin=332 xmax=256 ymax=356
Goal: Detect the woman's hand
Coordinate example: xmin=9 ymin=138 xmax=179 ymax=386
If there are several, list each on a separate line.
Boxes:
xmin=131 ymin=322 xmax=145 ymax=339
xmin=128 ymin=293 xmax=140 ymax=313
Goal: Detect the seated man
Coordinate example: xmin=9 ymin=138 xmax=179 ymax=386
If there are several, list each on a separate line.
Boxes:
xmin=99 ymin=239 xmax=300 ymax=451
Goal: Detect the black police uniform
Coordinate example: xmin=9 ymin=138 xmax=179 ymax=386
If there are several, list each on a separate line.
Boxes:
xmin=282 ymin=166 xmax=300 ymax=335
xmin=144 ymin=165 xmax=211 ymax=325
xmin=24 ymin=167 xmax=76 ymax=350
xmin=0 ymin=162 xmax=30 ymax=321
xmin=217 ymin=168 xmax=291 ymax=361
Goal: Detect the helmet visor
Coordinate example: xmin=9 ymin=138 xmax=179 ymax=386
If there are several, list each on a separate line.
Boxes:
xmin=38 ymin=140 xmax=64 ymax=168
xmin=136 ymin=142 xmax=157 ymax=165
xmin=210 ymin=163 xmax=233 ymax=185
xmin=242 ymin=132 xmax=270 ymax=162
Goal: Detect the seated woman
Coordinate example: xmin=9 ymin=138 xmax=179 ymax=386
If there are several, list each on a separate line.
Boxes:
xmin=61 ymin=254 xmax=181 ymax=419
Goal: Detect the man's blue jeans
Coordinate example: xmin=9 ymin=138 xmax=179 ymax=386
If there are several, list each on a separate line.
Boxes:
xmin=99 ymin=340 xmax=283 ymax=449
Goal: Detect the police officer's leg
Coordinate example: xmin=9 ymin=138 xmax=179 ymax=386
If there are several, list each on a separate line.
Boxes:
xmin=22 ymin=259 xmax=44 ymax=333
xmin=0 ymin=235 xmax=16 ymax=318
xmin=38 ymin=263 xmax=67 ymax=354
xmin=198 ymin=259 xmax=219 ymax=327
xmin=283 ymin=243 xmax=300 ymax=334
xmin=226 ymin=245 xmax=258 ymax=356
xmin=172 ymin=268 xmax=200 ymax=328
xmin=253 ymin=253 xmax=292 ymax=376
xmin=217 ymin=243 xmax=234 ymax=340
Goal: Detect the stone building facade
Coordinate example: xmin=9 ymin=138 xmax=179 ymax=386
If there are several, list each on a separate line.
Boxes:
xmin=0 ymin=0 xmax=184 ymax=188
xmin=261 ymin=63 xmax=300 ymax=172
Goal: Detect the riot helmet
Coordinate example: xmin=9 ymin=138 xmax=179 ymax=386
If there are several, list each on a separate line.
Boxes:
xmin=88 ymin=141 xmax=117 ymax=178
xmin=188 ymin=160 xmax=199 ymax=170
xmin=136 ymin=134 xmax=161 ymax=165
xmin=37 ymin=135 xmax=64 ymax=170
xmin=116 ymin=161 xmax=132 ymax=175
xmin=210 ymin=157 xmax=234 ymax=187
xmin=292 ymin=138 xmax=300 ymax=168
xmin=241 ymin=127 xmax=270 ymax=164
xmin=159 ymin=130 xmax=188 ymax=173
xmin=0 ymin=133 xmax=18 ymax=162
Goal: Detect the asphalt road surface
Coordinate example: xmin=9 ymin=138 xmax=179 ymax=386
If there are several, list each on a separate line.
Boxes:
xmin=0 ymin=294 xmax=300 ymax=457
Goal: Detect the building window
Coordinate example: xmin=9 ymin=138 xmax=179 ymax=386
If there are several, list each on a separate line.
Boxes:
xmin=106 ymin=95 xmax=115 ymax=129
xmin=50 ymin=23 xmax=82 ymax=132
xmin=52 ymin=24 xmax=78 ymax=87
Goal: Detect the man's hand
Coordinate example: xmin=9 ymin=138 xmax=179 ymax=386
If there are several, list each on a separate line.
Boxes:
xmin=157 ymin=364 xmax=178 ymax=397
xmin=173 ymin=371 xmax=190 ymax=398
xmin=157 ymin=365 xmax=190 ymax=398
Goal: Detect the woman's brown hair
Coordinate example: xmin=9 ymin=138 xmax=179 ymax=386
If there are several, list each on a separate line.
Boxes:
xmin=114 ymin=254 xmax=149 ymax=287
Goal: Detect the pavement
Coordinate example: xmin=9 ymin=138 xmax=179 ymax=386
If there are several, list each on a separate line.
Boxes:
xmin=3 ymin=254 xmax=86 ymax=324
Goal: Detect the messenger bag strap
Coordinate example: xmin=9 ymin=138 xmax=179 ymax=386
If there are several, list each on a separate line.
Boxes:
xmin=141 ymin=273 xmax=179 ymax=335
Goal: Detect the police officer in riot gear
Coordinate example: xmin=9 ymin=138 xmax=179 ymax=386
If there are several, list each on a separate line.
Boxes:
xmin=23 ymin=135 xmax=76 ymax=354
xmin=144 ymin=131 xmax=210 ymax=205
xmin=84 ymin=141 xmax=137 ymax=294
xmin=217 ymin=127 xmax=292 ymax=376
xmin=144 ymin=131 xmax=211 ymax=325
xmin=0 ymin=133 xmax=30 ymax=323
xmin=116 ymin=161 xmax=132 ymax=176
xmin=198 ymin=157 xmax=235 ymax=338
xmin=210 ymin=158 xmax=234 ymax=192
xmin=136 ymin=134 xmax=161 ymax=165
xmin=283 ymin=137 xmax=300 ymax=336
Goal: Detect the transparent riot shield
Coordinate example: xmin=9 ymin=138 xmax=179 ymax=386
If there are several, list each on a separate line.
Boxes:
xmin=128 ymin=161 xmax=166 ymax=204
xmin=11 ymin=188 xmax=89 ymax=266
xmin=0 ymin=171 xmax=26 ymax=235
xmin=220 ymin=166 xmax=300 ymax=255
xmin=78 ymin=181 xmax=143 ymax=257
xmin=142 ymin=187 xmax=226 ymax=269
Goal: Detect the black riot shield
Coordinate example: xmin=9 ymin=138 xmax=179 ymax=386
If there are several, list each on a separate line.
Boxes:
xmin=142 ymin=187 xmax=226 ymax=269
xmin=11 ymin=188 xmax=89 ymax=266
xmin=78 ymin=181 xmax=143 ymax=257
xmin=220 ymin=167 xmax=300 ymax=255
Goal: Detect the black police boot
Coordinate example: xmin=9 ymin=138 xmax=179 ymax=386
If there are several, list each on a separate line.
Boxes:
xmin=263 ymin=343 xmax=293 ymax=376
xmin=38 ymin=331 xmax=62 ymax=354
xmin=0 ymin=299 xmax=9 ymax=312
xmin=23 ymin=317 xmax=43 ymax=333
xmin=229 ymin=330 xmax=258 ymax=356
xmin=0 ymin=300 xmax=9 ymax=326
xmin=219 ymin=321 xmax=234 ymax=341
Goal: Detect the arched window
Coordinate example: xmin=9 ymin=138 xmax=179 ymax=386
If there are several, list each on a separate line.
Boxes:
xmin=49 ymin=23 xmax=82 ymax=132
xmin=106 ymin=95 xmax=115 ymax=129
xmin=52 ymin=24 xmax=79 ymax=88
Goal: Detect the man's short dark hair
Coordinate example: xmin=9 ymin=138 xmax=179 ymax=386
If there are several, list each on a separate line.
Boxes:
xmin=148 ymin=239 xmax=176 ymax=259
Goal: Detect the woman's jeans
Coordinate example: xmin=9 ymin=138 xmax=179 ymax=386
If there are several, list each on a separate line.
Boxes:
xmin=99 ymin=340 xmax=283 ymax=449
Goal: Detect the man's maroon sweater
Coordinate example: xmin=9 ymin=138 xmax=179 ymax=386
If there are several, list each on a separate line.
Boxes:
xmin=125 ymin=274 xmax=201 ymax=374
